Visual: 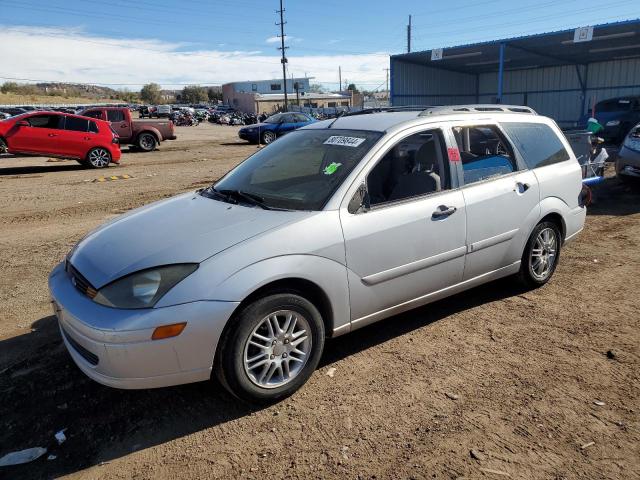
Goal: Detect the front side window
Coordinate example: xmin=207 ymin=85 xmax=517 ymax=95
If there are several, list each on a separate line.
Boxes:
xmin=453 ymin=125 xmax=517 ymax=185
xmin=500 ymin=122 xmax=570 ymax=169
xmin=107 ymin=110 xmax=125 ymax=122
xmin=27 ymin=114 xmax=63 ymax=129
xmin=367 ymin=129 xmax=450 ymax=206
xmin=208 ymin=129 xmax=382 ymax=210
xmin=64 ymin=116 xmax=89 ymax=132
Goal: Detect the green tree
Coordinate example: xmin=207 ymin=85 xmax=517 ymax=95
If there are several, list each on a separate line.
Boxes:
xmin=181 ymin=85 xmax=208 ymax=104
xmin=347 ymin=83 xmax=359 ymax=93
xmin=309 ymin=83 xmax=324 ymax=93
xmin=1 ymin=82 xmax=20 ymax=93
xmin=140 ymin=83 xmax=162 ymax=104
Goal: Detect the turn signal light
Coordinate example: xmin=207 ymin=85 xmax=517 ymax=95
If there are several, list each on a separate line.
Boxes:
xmin=152 ymin=322 xmax=187 ymax=340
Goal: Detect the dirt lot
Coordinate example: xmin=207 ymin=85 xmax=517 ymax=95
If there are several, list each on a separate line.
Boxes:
xmin=0 ymin=123 xmax=638 ymax=480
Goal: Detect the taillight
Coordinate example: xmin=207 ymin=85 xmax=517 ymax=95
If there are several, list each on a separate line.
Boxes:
xmin=579 ymin=184 xmax=592 ymax=207
xmin=112 ymin=137 xmax=119 ymax=144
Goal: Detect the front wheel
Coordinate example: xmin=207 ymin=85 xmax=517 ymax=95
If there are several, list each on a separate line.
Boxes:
xmin=216 ymin=293 xmax=325 ymax=404
xmin=518 ymin=221 xmax=562 ymax=288
xmin=86 ymin=148 xmax=111 ymax=168
xmin=261 ymin=130 xmax=276 ymax=144
xmin=0 ymin=138 xmax=7 ymax=154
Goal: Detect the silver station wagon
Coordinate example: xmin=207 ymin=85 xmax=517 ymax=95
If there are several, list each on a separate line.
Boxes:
xmin=49 ymin=105 xmax=587 ymax=403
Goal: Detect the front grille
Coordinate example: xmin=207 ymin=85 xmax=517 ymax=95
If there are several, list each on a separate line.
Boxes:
xmin=66 ymin=261 xmax=97 ymax=299
xmin=61 ymin=327 xmax=99 ymax=366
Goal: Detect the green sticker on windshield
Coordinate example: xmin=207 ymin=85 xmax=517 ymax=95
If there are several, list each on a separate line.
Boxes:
xmin=323 ymin=162 xmax=342 ymax=175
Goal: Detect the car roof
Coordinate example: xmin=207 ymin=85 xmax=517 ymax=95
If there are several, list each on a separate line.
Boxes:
xmin=304 ymin=111 xmax=421 ymax=132
xmin=302 ymin=105 xmax=546 ymax=133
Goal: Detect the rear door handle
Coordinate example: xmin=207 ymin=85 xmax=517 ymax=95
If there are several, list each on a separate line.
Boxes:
xmin=432 ymin=205 xmax=457 ymax=219
xmin=48 ymin=133 xmax=59 ymax=137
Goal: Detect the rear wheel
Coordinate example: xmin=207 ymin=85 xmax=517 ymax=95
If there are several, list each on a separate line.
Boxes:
xmin=86 ymin=148 xmax=111 ymax=168
xmin=137 ymin=132 xmax=157 ymax=152
xmin=0 ymin=138 xmax=7 ymax=154
xmin=518 ymin=221 xmax=561 ymax=287
xmin=261 ymin=130 xmax=276 ymax=144
xmin=216 ymin=293 xmax=325 ymax=404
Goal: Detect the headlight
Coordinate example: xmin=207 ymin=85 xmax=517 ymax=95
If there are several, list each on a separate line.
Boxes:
xmin=94 ymin=264 xmax=198 ymax=309
xmin=606 ymin=120 xmax=620 ymax=127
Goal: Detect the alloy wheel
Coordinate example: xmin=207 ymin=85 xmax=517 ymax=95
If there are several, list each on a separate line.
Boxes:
xmin=262 ymin=131 xmax=275 ymax=144
xmin=243 ymin=309 xmax=311 ymax=389
xmin=530 ymin=227 xmax=557 ymax=281
xmin=88 ymin=148 xmax=110 ymax=168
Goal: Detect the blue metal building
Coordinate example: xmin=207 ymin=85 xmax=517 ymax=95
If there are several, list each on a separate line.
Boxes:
xmin=390 ymin=20 xmax=640 ymax=127
xmin=223 ymin=77 xmax=310 ymax=95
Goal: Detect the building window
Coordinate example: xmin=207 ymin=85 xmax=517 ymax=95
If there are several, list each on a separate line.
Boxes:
xmin=328 ymin=102 xmax=336 ymax=107
xmin=270 ymin=83 xmax=281 ymax=91
xmin=252 ymin=84 xmax=257 ymax=91
xmin=341 ymin=101 xmax=349 ymax=106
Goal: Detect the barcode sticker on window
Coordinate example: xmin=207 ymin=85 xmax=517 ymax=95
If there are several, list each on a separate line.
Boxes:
xmin=324 ymin=136 xmax=366 ymax=147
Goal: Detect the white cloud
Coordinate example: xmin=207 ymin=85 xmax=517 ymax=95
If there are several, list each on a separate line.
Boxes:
xmin=0 ymin=26 xmax=388 ymax=89
xmin=266 ymin=35 xmax=301 ymax=44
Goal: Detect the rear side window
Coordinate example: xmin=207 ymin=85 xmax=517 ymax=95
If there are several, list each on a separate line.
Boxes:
xmin=64 ymin=117 xmax=89 ymax=132
xmin=453 ymin=125 xmax=517 ymax=185
xmin=501 ymin=122 xmax=570 ymax=169
xmin=89 ymin=121 xmax=99 ymax=133
xmin=107 ymin=110 xmax=125 ymax=122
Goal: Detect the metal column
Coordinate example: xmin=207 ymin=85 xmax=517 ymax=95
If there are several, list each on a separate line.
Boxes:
xmin=497 ymin=42 xmax=505 ymax=104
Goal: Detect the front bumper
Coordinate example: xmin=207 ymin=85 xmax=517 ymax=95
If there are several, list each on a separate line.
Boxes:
xmin=238 ymin=130 xmax=258 ymax=143
xmin=616 ymin=146 xmax=640 ymax=178
xmin=49 ymin=262 xmax=239 ymax=389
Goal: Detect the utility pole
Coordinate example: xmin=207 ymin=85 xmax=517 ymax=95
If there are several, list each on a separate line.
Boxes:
xmin=338 ymin=66 xmax=342 ymax=93
xmin=407 ymin=15 xmax=412 ymax=53
xmin=276 ymin=0 xmax=289 ymax=110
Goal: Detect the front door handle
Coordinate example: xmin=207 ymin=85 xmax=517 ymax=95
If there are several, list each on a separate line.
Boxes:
xmin=432 ymin=205 xmax=457 ymax=219
xmin=514 ymin=182 xmax=530 ymax=193
xmin=48 ymin=133 xmax=59 ymax=137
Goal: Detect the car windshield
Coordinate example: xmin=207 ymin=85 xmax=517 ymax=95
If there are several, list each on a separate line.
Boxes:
xmin=206 ymin=128 xmax=383 ymax=210
xmin=597 ymin=99 xmax=633 ymax=112
xmin=265 ymin=114 xmax=284 ymax=124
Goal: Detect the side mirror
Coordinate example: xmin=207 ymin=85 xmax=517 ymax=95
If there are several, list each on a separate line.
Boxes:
xmin=16 ymin=120 xmax=29 ymax=127
xmin=348 ymin=183 xmax=370 ymax=214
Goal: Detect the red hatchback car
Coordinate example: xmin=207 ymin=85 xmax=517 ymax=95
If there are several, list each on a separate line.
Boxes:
xmin=0 ymin=111 xmax=121 ymax=168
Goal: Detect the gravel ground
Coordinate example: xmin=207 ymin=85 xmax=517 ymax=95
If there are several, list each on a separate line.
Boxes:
xmin=0 ymin=123 xmax=638 ymax=479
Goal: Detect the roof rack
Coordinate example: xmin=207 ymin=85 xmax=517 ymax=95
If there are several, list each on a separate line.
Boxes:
xmin=344 ymin=106 xmax=431 ymax=116
xmin=419 ymin=104 xmax=537 ymax=116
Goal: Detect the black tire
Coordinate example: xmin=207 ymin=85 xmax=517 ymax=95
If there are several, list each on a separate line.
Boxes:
xmin=0 ymin=137 xmax=7 ymax=154
xmin=137 ymin=132 xmax=157 ymax=152
xmin=261 ymin=130 xmax=276 ymax=145
xmin=216 ymin=293 xmax=325 ymax=404
xmin=85 ymin=147 xmax=111 ymax=169
xmin=517 ymin=221 xmax=562 ymax=288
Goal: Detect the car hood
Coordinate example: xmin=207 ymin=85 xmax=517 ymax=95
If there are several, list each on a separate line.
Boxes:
xmin=69 ymin=192 xmax=308 ymax=288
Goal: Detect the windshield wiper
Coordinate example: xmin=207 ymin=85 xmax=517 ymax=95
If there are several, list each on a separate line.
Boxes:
xmin=217 ymin=189 xmax=273 ymax=210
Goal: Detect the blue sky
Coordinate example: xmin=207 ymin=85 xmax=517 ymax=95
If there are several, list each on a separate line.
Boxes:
xmin=1 ymin=0 xmax=639 ymax=90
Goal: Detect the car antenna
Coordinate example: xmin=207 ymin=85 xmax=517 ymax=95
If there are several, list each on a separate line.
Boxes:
xmin=327 ymin=110 xmax=346 ymax=129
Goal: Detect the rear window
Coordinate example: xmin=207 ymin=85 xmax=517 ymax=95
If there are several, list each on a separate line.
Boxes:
xmin=65 ymin=117 xmax=89 ymax=132
xmin=107 ymin=110 xmax=125 ymax=122
xmin=83 ymin=110 xmax=104 ymax=120
xmin=500 ymin=122 xmax=570 ymax=169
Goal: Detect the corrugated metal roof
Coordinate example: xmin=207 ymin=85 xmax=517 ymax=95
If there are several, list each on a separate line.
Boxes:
xmin=393 ymin=19 xmax=640 ymax=74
